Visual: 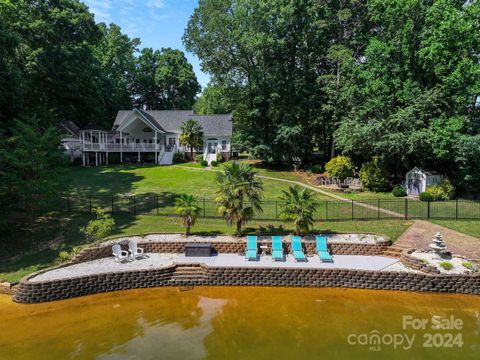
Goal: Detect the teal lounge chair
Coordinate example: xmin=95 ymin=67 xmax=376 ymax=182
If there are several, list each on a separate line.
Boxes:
xmin=316 ymin=235 xmax=333 ymax=263
xmin=245 ymin=235 xmax=258 ymax=261
xmin=271 ymin=236 xmax=284 ymax=261
xmin=291 ymin=236 xmax=307 ymax=262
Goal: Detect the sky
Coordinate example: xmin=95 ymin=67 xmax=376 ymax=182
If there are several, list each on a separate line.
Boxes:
xmin=82 ymin=0 xmax=210 ymax=90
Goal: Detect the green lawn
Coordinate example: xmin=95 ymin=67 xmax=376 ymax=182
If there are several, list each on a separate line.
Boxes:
xmin=66 ymin=164 xmax=297 ymax=200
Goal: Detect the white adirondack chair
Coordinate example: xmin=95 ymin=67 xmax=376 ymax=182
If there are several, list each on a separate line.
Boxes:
xmin=128 ymin=239 xmax=145 ymax=260
xmin=112 ymin=244 xmax=129 ymax=262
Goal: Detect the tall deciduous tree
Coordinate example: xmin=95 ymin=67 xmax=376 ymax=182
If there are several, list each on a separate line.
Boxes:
xmin=216 ymin=162 xmax=263 ymax=236
xmin=179 ymin=119 xmax=204 ymax=160
xmin=133 ymin=48 xmax=200 ymax=110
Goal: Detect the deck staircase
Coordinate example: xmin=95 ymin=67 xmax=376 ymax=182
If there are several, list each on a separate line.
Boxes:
xmin=159 ymin=150 xmax=174 ymax=165
xmin=205 ymin=153 xmax=216 ymax=165
xmin=169 ymin=264 xmax=208 ymax=285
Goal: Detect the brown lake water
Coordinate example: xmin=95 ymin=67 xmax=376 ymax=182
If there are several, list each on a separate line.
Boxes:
xmin=1 ymin=287 xmax=479 ymax=360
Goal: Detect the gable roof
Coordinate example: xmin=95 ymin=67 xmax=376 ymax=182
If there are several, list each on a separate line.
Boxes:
xmin=113 ymin=109 xmax=232 ymax=136
xmin=58 ymin=120 xmax=79 ymax=137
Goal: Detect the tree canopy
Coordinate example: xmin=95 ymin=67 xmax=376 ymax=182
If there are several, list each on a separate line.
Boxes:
xmin=185 ymin=0 xmax=480 ymax=191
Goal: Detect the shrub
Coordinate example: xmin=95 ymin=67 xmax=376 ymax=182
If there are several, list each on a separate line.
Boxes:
xmin=200 ymin=160 xmax=208 ymax=167
xmin=392 ymin=185 xmax=407 ymax=197
xmin=462 ymin=262 xmax=474 ymax=270
xmin=310 ymin=164 xmax=323 ymax=174
xmin=216 ymin=152 xmax=224 ymax=163
xmin=211 ymin=160 xmax=218 ymax=166
xmin=359 ymin=157 xmax=388 ymax=192
xmin=439 ymin=261 xmax=453 ymax=270
xmin=80 ymin=208 xmax=115 ymax=242
xmin=419 ymin=192 xmax=434 ymax=202
xmin=173 ymin=152 xmax=186 ymax=163
xmin=58 ymin=251 xmax=71 ymax=263
xmin=195 ymin=154 xmax=203 ymax=163
xmin=325 ymin=156 xmax=353 ymax=181
xmin=425 ymin=179 xmax=454 ymax=201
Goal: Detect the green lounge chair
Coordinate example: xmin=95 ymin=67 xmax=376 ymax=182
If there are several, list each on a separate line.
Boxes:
xmin=245 ymin=235 xmax=258 ymax=261
xmin=291 ymin=236 xmax=307 ymax=262
xmin=271 ymin=236 xmax=284 ymax=261
xmin=316 ymin=235 xmax=333 ymax=263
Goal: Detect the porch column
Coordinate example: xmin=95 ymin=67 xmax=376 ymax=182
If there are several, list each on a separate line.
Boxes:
xmin=82 ymin=152 xmax=85 ymax=167
xmin=120 ymin=131 xmax=123 ymax=163
xmin=95 ymin=152 xmax=98 ymax=166
xmin=138 ymin=151 xmax=140 ymax=163
xmin=106 ymin=151 xmax=109 ymax=165
xmin=154 ymin=131 xmax=158 ymax=164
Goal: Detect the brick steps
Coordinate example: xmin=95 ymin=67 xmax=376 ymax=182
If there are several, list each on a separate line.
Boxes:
xmin=169 ymin=265 xmax=208 ymax=284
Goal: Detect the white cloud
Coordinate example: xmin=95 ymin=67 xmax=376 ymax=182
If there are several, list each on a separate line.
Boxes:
xmin=83 ymin=0 xmax=112 ymax=23
xmin=146 ymin=0 xmax=166 ymax=9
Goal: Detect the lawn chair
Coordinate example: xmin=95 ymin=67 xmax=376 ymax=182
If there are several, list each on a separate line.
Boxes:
xmin=112 ymin=244 xmax=129 ymax=262
xmin=128 ymin=239 xmax=145 ymax=260
xmin=245 ymin=235 xmax=258 ymax=261
xmin=315 ymin=235 xmax=333 ymax=263
xmin=291 ymin=236 xmax=307 ymax=262
xmin=271 ymin=236 xmax=284 ymax=262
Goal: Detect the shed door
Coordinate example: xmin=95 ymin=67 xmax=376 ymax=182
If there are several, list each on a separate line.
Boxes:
xmin=407 ymin=174 xmax=421 ymax=195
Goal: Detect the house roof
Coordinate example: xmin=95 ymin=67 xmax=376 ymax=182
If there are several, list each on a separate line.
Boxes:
xmin=58 ymin=120 xmax=79 ymax=137
xmin=113 ymin=109 xmax=233 ymax=136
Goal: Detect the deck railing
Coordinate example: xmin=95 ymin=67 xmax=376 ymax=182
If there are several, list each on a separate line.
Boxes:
xmin=82 ymin=142 xmax=162 ymax=151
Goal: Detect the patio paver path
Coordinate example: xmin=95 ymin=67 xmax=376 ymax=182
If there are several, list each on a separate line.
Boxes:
xmin=394 ymin=220 xmax=480 ymax=262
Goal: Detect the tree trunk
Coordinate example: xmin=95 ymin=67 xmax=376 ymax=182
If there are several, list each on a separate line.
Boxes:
xmin=236 ymin=220 xmax=242 ymax=237
xmin=190 ymin=145 xmax=194 ymax=161
xmin=186 ymin=220 xmax=190 ymax=236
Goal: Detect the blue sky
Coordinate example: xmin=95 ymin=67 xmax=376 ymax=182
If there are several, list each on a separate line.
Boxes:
xmin=83 ymin=0 xmax=210 ymax=89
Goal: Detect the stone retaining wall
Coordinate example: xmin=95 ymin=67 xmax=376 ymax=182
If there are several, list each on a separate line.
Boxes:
xmin=14 ymin=262 xmax=480 ymax=303
xmin=400 ymin=249 xmax=441 ymax=274
xmin=73 ymin=237 xmax=391 ymax=263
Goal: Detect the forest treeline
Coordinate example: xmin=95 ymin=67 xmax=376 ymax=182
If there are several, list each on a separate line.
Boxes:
xmin=186 ymin=0 xmax=480 ymax=192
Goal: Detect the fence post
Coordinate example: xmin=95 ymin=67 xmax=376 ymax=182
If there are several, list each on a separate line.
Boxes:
xmin=89 ymin=195 xmax=92 ymax=214
xmin=405 ymin=198 xmax=408 ymax=220
xmin=455 ymin=199 xmax=458 ymax=220
xmin=351 ymin=200 xmax=354 ymax=220
xmin=156 ymin=195 xmax=159 ymax=216
xmin=427 ymin=200 xmax=430 ymax=219
xmin=275 ymin=201 xmax=278 ymax=220
xmin=203 ymin=198 xmax=206 ymax=218
xmin=111 ymin=195 xmax=114 ymax=214
xmin=133 ymin=195 xmax=136 ymax=215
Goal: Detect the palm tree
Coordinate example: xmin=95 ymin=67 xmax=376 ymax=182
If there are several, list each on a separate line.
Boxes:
xmin=279 ymin=185 xmax=319 ymax=235
xmin=175 ymin=194 xmax=201 ymax=236
xmin=179 ymin=119 xmax=203 ymax=160
xmin=216 ymin=162 xmax=263 ymax=236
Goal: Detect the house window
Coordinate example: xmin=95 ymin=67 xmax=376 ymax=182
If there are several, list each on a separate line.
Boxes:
xmin=116 ymin=138 xmax=120 ymax=144
xmin=221 ymin=140 xmax=227 ymax=151
xmin=148 ymin=139 xmax=152 ymax=144
xmin=136 ymin=139 xmax=140 ymax=144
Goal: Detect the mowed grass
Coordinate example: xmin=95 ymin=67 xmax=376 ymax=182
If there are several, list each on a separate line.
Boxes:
xmin=66 ymin=164 xmax=300 ymax=200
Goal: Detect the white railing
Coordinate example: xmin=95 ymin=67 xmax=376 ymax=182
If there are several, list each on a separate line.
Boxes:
xmin=318 ymin=176 xmax=362 ymax=187
xmin=82 ymin=142 xmax=161 ymax=151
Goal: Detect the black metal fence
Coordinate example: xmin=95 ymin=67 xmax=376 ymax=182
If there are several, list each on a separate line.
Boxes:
xmin=18 ymin=193 xmax=480 ymax=221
